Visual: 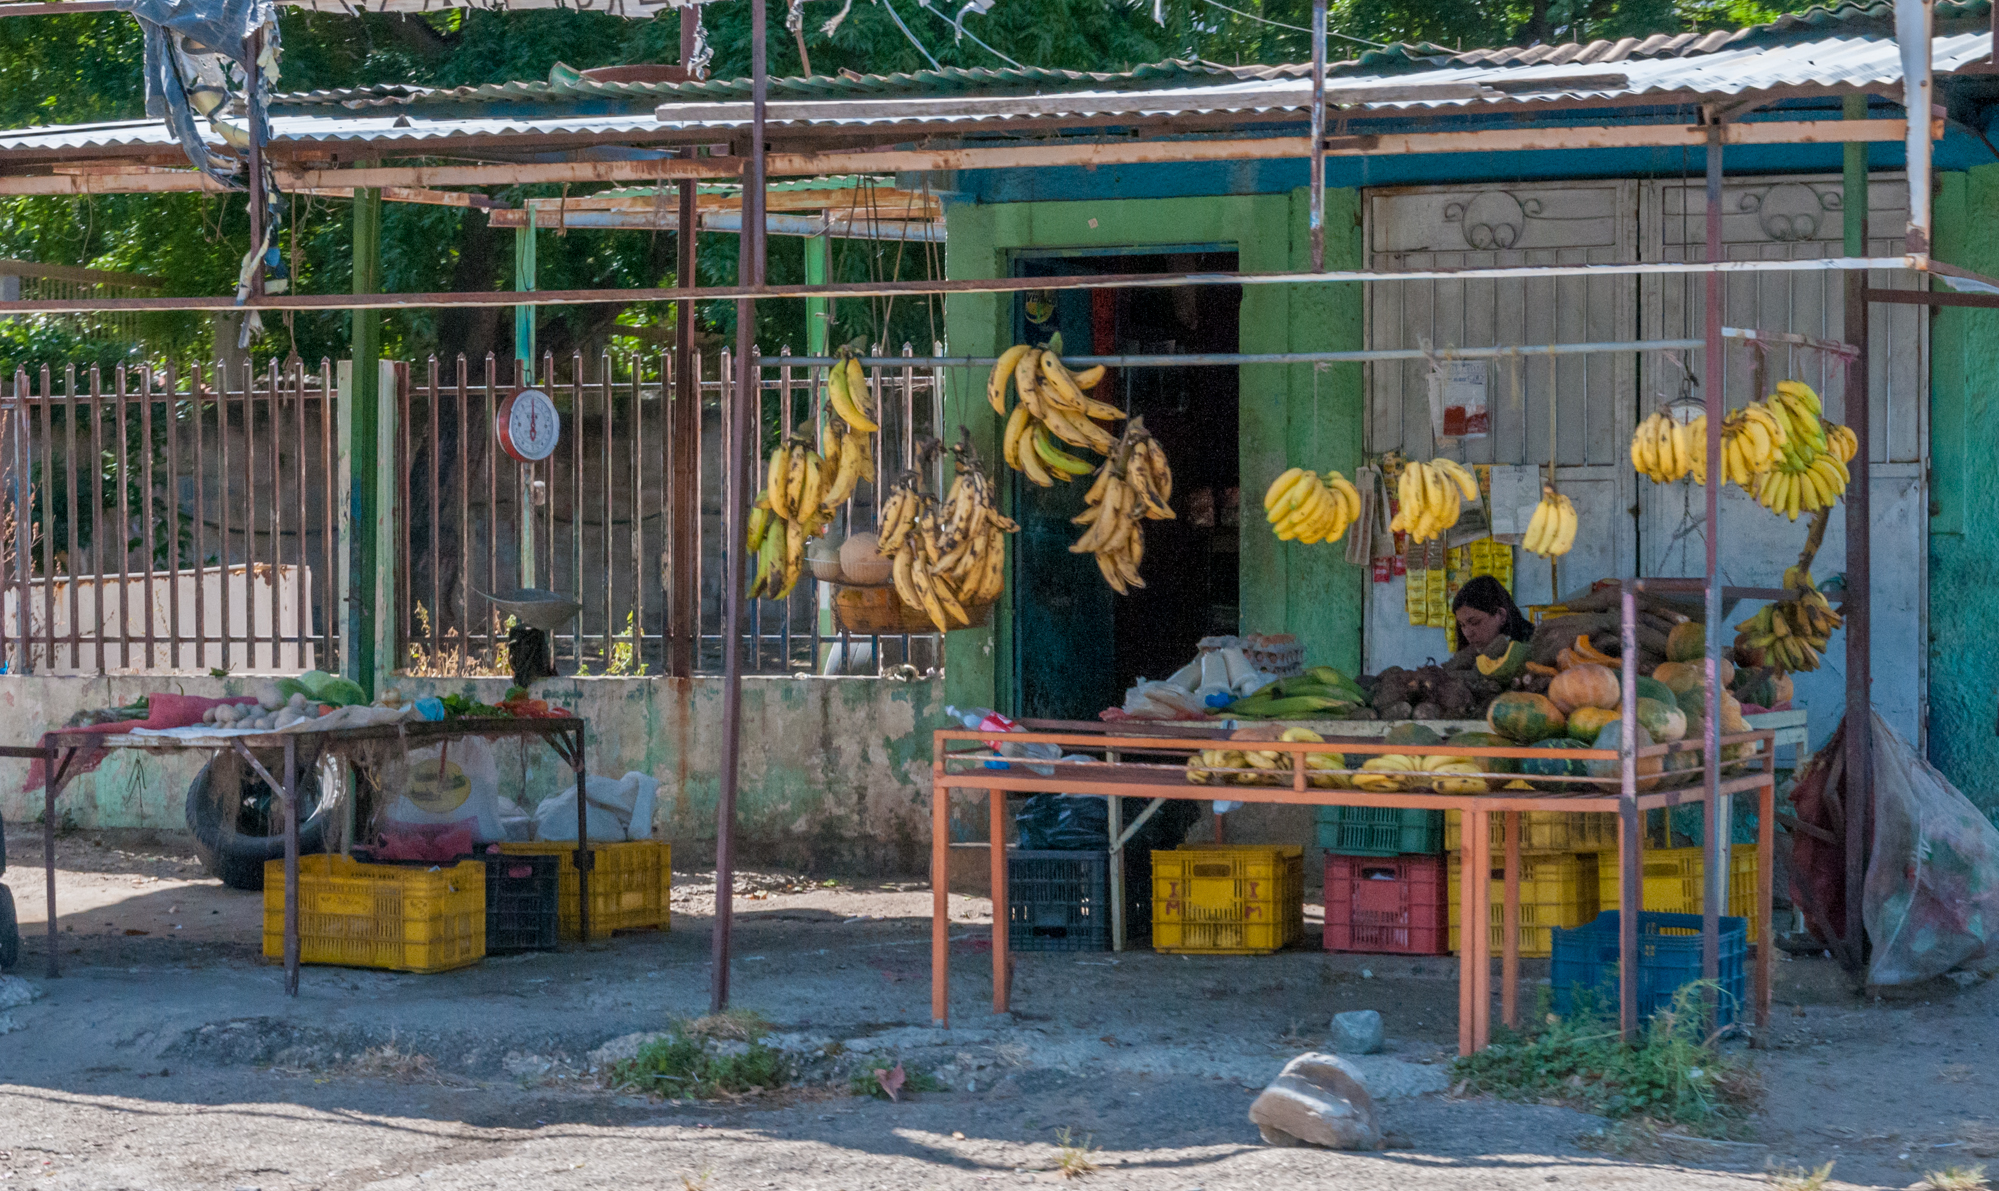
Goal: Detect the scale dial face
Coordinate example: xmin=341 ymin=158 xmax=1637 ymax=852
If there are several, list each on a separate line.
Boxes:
xmin=497 ymin=388 xmax=560 ymax=462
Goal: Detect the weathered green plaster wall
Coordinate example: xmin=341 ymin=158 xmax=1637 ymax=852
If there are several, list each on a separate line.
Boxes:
xmin=0 ymin=674 xmax=953 ymax=873
xmin=1925 ymin=167 xmax=1999 ymax=820
xmin=941 ymin=189 xmax=1367 ymax=715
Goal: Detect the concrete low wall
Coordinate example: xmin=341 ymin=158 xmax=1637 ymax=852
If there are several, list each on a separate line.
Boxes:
xmin=0 ymin=673 xmax=950 ymax=875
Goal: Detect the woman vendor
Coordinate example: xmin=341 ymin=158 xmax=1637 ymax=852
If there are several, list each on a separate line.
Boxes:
xmin=1451 ymin=575 xmax=1534 ymax=654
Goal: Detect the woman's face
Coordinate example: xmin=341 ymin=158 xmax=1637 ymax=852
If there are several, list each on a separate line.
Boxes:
xmin=1456 ymin=605 xmax=1506 ymax=650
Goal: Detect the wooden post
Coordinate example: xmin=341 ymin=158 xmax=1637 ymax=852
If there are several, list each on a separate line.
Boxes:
xmin=991 ymin=788 xmax=1010 ymax=1013
xmin=1842 ymin=91 xmax=1874 ymax=972
xmin=346 ymin=187 xmax=382 ymax=697
xmin=1700 ymin=118 xmax=1727 ymax=1019
xmin=1619 ymin=579 xmax=1643 ymax=1038
xmin=1467 ymin=808 xmax=1492 ymax=1051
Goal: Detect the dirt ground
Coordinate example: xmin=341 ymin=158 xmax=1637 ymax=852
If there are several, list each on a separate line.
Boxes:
xmin=3 ymin=828 xmax=1996 ymax=1191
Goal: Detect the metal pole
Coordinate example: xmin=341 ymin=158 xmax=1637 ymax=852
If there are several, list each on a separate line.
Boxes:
xmin=1702 ymin=115 xmax=1726 ymax=1010
xmin=348 ymin=187 xmax=382 ymax=699
xmin=670 ymin=0 xmax=700 ymax=679
xmin=714 ymin=0 xmax=768 ymax=1014
xmin=1618 ymin=580 xmax=1641 ymax=1039
xmin=283 ymin=735 xmax=299 ymax=997
xmin=1842 ymin=93 xmax=1874 ymax=971
xmin=1308 ymin=0 xmax=1327 ymax=273
xmin=42 ymin=753 xmax=57 ymax=978
xmin=244 ymin=31 xmax=265 ymax=306
xmin=1897 ymin=0 xmax=1934 ymax=257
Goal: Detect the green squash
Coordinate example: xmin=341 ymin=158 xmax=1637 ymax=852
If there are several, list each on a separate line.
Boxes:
xmin=1634 ymin=696 xmax=1688 ymax=743
xmin=1486 ymin=692 xmax=1567 ymax=743
xmin=1446 ymin=731 xmax=1519 ymax=775
xmin=1633 ymin=675 xmax=1677 ymax=710
xmin=1384 ymin=722 xmax=1445 ymax=749
xmin=1519 ymin=738 xmax=1589 ymax=791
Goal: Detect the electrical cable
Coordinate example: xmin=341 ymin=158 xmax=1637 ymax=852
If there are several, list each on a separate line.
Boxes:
xmin=876 ymin=0 xmax=942 ymax=70
xmin=914 ymin=0 xmax=1023 ymax=68
xmin=1197 ymin=0 xmax=1384 ymax=46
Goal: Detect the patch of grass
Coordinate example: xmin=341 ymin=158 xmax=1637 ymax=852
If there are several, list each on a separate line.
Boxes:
xmin=685 ymin=1009 xmax=771 ymax=1042
xmin=1451 ymin=984 xmax=1760 ymax=1136
xmin=1919 ymin=1166 xmax=1991 ymax=1191
xmin=1054 ymin=1128 xmax=1099 ymax=1180
xmin=345 ymin=1039 xmax=439 ymax=1082
xmin=1766 ymin=1161 xmax=1835 ymax=1191
xmin=848 ymin=1059 xmax=946 ymax=1099
xmin=609 ymin=1025 xmax=789 ymax=1100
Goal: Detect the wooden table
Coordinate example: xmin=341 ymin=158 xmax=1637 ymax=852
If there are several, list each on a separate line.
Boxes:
xmin=929 ymin=725 xmax=1777 ymax=1054
xmin=37 ymin=717 xmax=585 ymax=993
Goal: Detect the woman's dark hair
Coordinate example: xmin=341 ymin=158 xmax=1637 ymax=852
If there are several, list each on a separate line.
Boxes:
xmin=1451 ymin=575 xmax=1534 ymax=643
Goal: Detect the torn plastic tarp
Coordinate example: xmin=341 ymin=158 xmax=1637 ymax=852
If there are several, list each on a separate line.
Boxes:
xmin=118 ymin=0 xmax=279 ymax=191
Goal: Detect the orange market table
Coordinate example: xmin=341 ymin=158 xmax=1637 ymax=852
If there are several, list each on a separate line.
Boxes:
xmin=36 ymin=716 xmax=585 ymax=993
xmin=928 ymin=724 xmax=1776 ymax=1055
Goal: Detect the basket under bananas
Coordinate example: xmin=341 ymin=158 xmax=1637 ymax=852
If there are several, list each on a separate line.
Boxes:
xmin=1389 ymin=458 xmax=1479 ymax=544
xmin=879 ymin=436 xmax=1017 ymax=632
xmin=1071 ymin=417 xmax=1174 ymax=594
xmin=747 ymin=419 xmax=874 ymax=600
xmin=988 ymin=343 xmax=1119 ymax=486
xmin=1263 ymin=467 xmax=1363 ymax=544
xmin=1735 ymin=564 xmax=1843 ymax=672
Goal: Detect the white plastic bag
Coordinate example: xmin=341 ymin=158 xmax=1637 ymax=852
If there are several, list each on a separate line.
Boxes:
xmin=1864 ymin=711 xmax=1999 ymax=985
xmin=1121 ymin=681 xmax=1212 ymax=720
xmin=533 ymin=771 xmax=662 ymax=842
xmin=383 ymin=736 xmax=505 ymax=842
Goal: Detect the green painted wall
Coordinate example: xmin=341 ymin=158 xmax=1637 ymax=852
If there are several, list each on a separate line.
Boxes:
xmin=941 ymin=189 xmax=1367 ymax=715
xmin=1925 ymin=167 xmax=1999 ymax=820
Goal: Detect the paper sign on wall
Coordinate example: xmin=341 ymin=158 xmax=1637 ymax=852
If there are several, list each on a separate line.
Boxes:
xmin=1429 ymin=359 xmax=1490 ymax=439
xmin=1486 ymin=464 xmax=1543 ymax=540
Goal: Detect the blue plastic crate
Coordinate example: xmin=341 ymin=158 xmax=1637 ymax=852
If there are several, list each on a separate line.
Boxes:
xmin=1551 ymin=910 xmax=1748 ymax=1030
xmin=1007 ymin=850 xmax=1110 ymax=952
xmin=1313 ymin=806 xmax=1443 ymax=857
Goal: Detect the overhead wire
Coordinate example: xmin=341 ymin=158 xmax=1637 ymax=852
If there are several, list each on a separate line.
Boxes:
xmin=913 ymin=0 xmax=1024 ymax=68
xmin=875 ymin=0 xmax=942 ymax=70
xmin=1196 ymin=0 xmax=1385 ymax=46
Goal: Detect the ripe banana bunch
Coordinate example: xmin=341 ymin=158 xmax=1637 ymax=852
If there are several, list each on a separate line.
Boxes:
xmin=1630 ymin=411 xmax=1696 ymax=484
xmin=748 ymin=434 xmax=835 ymax=600
xmin=1263 ymin=467 xmax=1363 ymax=544
xmin=1522 ymin=486 xmax=1577 ymax=558
xmin=988 ymin=343 xmax=1120 ymax=486
xmin=880 ymin=437 xmax=1017 ymax=633
xmin=1388 ymin=459 xmax=1479 ymax=544
xmin=1745 ymin=381 xmax=1849 ymax=521
xmin=826 ymin=351 xmax=878 ymax=433
xmin=1071 ymin=417 xmax=1174 ymax=594
xmin=815 ymin=418 xmax=874 ymax=514
xmin=1351 ymin=753 xmax=1420 ymax=792
xmin=1185 ymin=748 xmax=1248 ymax=785
xmin=1735 ymin=565 xmax=1843 ymax=673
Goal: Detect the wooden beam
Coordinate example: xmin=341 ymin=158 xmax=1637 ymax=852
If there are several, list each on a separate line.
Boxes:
xmin=298 ymin=186 xmax=509 ymax=209
xmin=0 ymin=259 xmax=162 ymax=287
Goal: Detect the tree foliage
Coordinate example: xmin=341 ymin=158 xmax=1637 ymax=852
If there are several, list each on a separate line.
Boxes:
xmin=0 ymin=0 xmax=1821 ymax=374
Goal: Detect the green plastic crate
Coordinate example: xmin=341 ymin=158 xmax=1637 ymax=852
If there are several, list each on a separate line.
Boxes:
xmin=1313 ymin=806 xmax=1444 ymax=857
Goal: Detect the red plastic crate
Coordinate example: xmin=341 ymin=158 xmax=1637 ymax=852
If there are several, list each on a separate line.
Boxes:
xmin=1323 ymin=854 xmax=1448 ymax=956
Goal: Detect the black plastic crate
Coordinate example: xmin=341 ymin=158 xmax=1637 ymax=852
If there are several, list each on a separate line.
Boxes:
xmin=478 ymin=853 xmax=559 ymax=954
xmin=1008 ymin=849 xmax=1110 ymax=952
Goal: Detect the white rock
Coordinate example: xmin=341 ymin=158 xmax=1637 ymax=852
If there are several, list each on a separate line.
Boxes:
xmin=1248 ymin=1052 xmax=1384 ymax=1151
xmin=0 ymin=976 xmax=40 ymax=1010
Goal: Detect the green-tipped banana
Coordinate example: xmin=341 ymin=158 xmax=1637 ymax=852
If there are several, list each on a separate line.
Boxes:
xmin=1032 ymin=426 xmax=1094 ymax=477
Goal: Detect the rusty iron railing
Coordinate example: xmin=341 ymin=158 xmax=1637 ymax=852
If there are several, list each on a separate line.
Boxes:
xmin=2 ymin=361 xmax=339 ymax=676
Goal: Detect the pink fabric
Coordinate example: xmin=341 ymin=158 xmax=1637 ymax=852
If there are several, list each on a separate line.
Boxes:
xmin=26 ymin=694 xmax=263 ymax=792
xmin=374 ymin=822 xmax=476 ymax=863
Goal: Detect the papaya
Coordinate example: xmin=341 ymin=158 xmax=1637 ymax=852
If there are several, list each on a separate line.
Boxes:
xmin=1487 ymin=692 xmax=1566 ymax=743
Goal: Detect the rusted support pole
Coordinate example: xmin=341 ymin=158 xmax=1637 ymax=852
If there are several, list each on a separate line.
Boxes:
xmin=1618 ymin=580 xmax=1641 ymax=1039
xmin=1308 ymin=0 xmax=1327 ymax=272
xmin=668 ymin=6 xmax=701 ymax=680
xmin=713 ymin=0 xmax=770 ymax=1014
xmin=1842 ymin=93 xmax=1873 ymax=972
xmin=1701 ymin=115 xmax=1726 ymax=1013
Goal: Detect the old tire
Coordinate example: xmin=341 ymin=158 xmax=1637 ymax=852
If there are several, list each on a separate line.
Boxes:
xmin=0 ymin=883 xmax=18 ymax=971
xmin=184 ymin=751 xmax=331 ymax=892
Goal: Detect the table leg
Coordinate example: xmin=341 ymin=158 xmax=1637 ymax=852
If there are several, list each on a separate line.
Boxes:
xmin=931 ymin=759 xmax=949 ymax=1028
xmin=1468 ymin=808 xmax=1492 ymax=1051
xmin=1502 ymin=810 xmax=1521 ymax=1031
xmin=1457 ymin=814 xmax=1479 ymax=1056
xmin=283 ymin=735 xmax=300 ymax=997
xmin=574 ymin=732 xmax=592 ymax=943
xmin=1755 ymin=773 xmax=1775 ymax=1044
xmin=1618 ymin=800 xmax=1641 ymax=1039
xmin=990 ymin=788 xmax=1010 ymax=1014
xmin=43 ymin=749 xmax=61 ymax=979
xmin=1107 ymin=783 xmax=1123 ymax=953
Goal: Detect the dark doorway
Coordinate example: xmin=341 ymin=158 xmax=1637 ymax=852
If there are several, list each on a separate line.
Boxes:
xmin=1010 ymin=250 xmax=1242 ymax=721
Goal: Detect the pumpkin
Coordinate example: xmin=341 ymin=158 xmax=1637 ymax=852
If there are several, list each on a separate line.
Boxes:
xmin=1555 ymin=647 xmax=1584 ymax=672
xmin=1447 ymin=730 xmax=1518 ymax=775
xmin=1666 ymin=621 xmax=1706 ymax=663
xmin=1634 ymin=676 xmax=1677 ymax=710
xmin=1520 ymin=738 xmax=1590 ymax=791
xmin=1634 ymin=696 xmax=1687 ymax=742
xmin=1487 ymin=692 xmax=1567 ymax=743
xmin=1566 ymin=706 xmax=1622 ymax=742
xmin=1547 ymin=663 xmax=1621 ymax=715
xmin=1476 ymin=639 xmax=1531 ymax=682
xmin=1652 ymin=661 xmax=1703 ymax=696
xmin=1585 ymin=721 xmax=1664 ymax=790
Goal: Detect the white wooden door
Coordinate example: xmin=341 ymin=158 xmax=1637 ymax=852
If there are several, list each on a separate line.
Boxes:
xmin=1637 ymin=175 xmax=1927 ymax=749
xmin=1363 ymin=181 xmax=1638 ymax=670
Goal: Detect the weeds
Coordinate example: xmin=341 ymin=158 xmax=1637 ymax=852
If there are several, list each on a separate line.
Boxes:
xmin=403 ymin=605 xmax=514 ymax=677
xmin=848 ymin=1059 xmax=945 ymax=1100
xmin=1451 ymin=984 xmax=1759 ymax=1135
xmin=1766 ymin=1161 xmax=1835 ymax=1191
xmin=1054 ymin=1128 xmax=1099 ymax=1180
xmin=1919 ymin=1166 xmax=1991 ymax=1191
xmin=609 ymin=1022 xmax=789 ymax=1099
xmin=345 ymin=1039 xmax=439 ymax=1082
xmin=685 ymin=1009 xmax=772 ymax=1042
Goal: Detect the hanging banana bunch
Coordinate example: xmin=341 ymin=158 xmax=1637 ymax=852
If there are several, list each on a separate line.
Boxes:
xmin=1262 ymin=467 xmax=1363 ymax=544
xmin=1630 ymin=410 xmax=1696 ymax=484
xmin=1735 ymin=565 xmax=1843 ymax=673
xmin=815 ymin=418 xmax=874 ymax=514
xmin=1071 ymin=416 xmax=1174 ymax=594
xmin=1751 ymin=382 xmax=1852 ymax=521
xmin=1388 ymin=458 xmax=1478 ymax=544
xmin=827 ymin=349 xmax=878 ymax=433
xmin=748 ymin=430 xmax=834 ymax=601
xmin=1522 ymin=486 xmax=1577 ymax=558
xmin=877 ymin=435 xmax=1017 ymax=633
xmin=988 ymin=342 xmax=1121 ymax=486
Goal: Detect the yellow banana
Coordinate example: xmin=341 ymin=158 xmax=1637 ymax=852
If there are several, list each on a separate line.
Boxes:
xmin=987 ymin=344 xmax=1032 ymax=415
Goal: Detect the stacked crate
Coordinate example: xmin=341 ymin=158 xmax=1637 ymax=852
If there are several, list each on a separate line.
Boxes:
xmin=1591 ymin=844 xmax=1762 ymax=942
xmin=1442 ymin=810 xmax=1618 ymax=957
xmin=1152 ymin=845 xmax=1304 ymax=954
xmin=1319 ymin=807 xmax=1448 ymax=956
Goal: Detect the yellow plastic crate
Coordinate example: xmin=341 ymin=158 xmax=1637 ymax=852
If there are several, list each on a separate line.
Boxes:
xmin=1151 ymin=845 xmax=1304 ymax=954
xmin=497 ymin=840 xmax=670 ymax=940
xmin=1445 ymin=810 xmax=1619 ymax=855
xmin=1447 ymin=852 xmax=1600 ymax=957
xmin=1595 ymin=845 xmax=1761 ymax=942
xmin=262 ymin=854 xmax=485 ymax=974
